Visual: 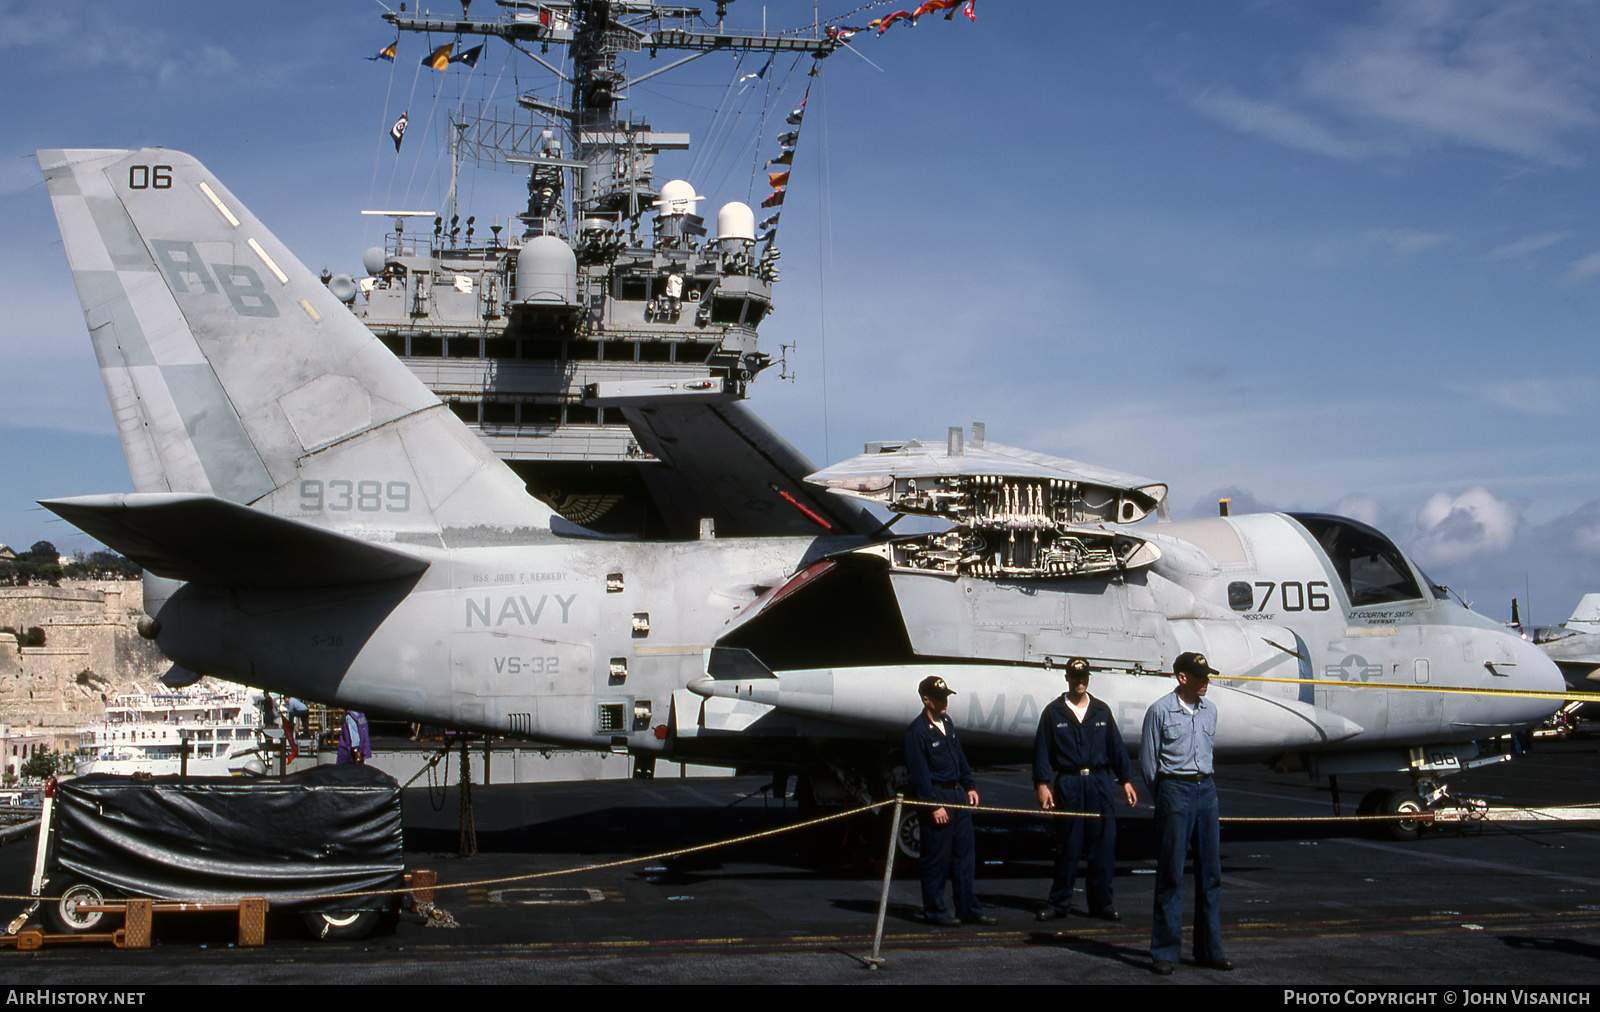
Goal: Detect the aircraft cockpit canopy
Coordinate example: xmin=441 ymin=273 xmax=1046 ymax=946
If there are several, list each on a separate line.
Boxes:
xmin=1288 ymin=513 xmax=1436 ymax=607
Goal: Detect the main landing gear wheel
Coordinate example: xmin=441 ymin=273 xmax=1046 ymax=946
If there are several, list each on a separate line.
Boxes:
xmin=42 ymin=878 xmax=118 ymax=935
xmin=1358 ymin=789 xmax=1430 ymax=841
xmin=301 ymin=908 xmax=379 ymax=941
xmin=896 ymin=807 xmax=922 ymax=862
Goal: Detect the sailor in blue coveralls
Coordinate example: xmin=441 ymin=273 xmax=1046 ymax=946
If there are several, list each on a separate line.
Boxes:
xmin=1140 ymin=651 xmax=1233 ymax=975
xmin=904 ymin=675 xmax=995 ymax=927
xmin=1033 ymin=657 xmax=1138 ymax=921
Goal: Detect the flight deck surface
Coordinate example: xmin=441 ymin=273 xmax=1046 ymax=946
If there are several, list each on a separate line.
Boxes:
xmin=1 ymin=734 xmax=1598 ymax=986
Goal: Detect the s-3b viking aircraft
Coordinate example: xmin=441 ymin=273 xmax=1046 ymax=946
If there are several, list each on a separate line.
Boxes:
xmin=37 ymin=148 xmax=1564 ymax=839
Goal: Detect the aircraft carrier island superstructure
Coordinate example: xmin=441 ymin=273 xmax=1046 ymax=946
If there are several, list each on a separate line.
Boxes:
xmin=349 ymin=2 xmax=841 ymax=537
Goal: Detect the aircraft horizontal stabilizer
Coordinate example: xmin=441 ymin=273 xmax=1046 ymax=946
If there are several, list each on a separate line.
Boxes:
xmin=41 ymin=493 xmax=430 ymax=590
xmin=160 ymin=664 xmax=204 ymax=688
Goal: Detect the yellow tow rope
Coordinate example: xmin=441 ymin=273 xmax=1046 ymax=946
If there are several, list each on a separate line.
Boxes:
xmin=1212 ymin=673 xmax=1597 ymax=703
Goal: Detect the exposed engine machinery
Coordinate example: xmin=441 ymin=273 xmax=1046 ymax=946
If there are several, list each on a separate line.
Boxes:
xmin=808 ymin=426 xmax=1166 ymax=579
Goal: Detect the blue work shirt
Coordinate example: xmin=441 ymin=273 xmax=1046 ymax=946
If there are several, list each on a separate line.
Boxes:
xmin=1032 ymin=695 xmax=1134 ymax=786
xmin=337 ymin=710 xmax=371 ymax=764
xmin=1139 ymin=691 xmax=1216 ymax=787
xmin=904 ymin=711 xmax=976 ymax=801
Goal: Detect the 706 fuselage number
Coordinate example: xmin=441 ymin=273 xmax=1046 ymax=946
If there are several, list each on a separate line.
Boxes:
xmin=1251 ymin=580 xmax=1331 ymax=612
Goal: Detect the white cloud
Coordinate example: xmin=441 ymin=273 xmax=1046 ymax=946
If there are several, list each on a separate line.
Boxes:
xmin=0 ymin=0 xmax=239 ymax=85
xmin=1411 ymin=487 xmax=1522 ymax=566
xmin=1187 ymin=86 xmax=1377 ymax=161
xmin=1335 ymin=494 xmax=1384 ymax=528
xmin=1440 ymin=499 xmax=1600 ymax=622
xmin=1187 ymin=0 xmax=1600 ymax=166
xmin=1367 ymin=227 xmax=1451 ymax=257
xmin=1563 ymin=251 xmax=1600 ymax=281
xmin=1572 ymin=523 xmax=1600 ymax=555
xmin=1443 ymin=376 xmax=1598 ymax=417
xmin=1486 ymin=231 xmax=1572 ymax=260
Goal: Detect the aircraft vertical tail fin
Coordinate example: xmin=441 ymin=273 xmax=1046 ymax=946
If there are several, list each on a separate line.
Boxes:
xmin=37 ymin=148 xmax=551 ymax=545
xmin=1566 ymin=593 xmax=1600 ymax=633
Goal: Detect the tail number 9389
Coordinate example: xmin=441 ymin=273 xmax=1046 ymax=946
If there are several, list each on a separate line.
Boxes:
xmin=299 ymin=479 xmax=411 ymax=513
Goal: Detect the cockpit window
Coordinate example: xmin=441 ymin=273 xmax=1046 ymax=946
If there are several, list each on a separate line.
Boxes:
xmin=1414 ymin=566 xmax=1451 ymax=601
xmin=1287 ymin=513 xmax=1426 ymax=606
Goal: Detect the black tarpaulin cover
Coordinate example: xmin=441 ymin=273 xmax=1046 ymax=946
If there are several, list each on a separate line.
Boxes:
xmin=50 ymin=764 xmax=404 ymax=911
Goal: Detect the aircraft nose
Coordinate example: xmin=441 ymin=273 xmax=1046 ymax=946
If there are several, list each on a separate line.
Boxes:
xmin=1496 ymin=627 xmax=1567 ymax=723
xmin=1516 ymin=632 xmax=1567 ymax=695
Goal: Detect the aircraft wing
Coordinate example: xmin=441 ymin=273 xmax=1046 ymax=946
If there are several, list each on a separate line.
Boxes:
xmin=41 ymin=493 xmax=430 ymax=589
xmin=609 ymin=399 xmax=880 ymax=539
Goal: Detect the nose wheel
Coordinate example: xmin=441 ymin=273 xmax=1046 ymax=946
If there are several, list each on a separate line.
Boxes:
xmin=1358 ymin=788 xmax=1430 ymax=841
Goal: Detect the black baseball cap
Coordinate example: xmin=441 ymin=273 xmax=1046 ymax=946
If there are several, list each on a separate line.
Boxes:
xmin=1064 ymin=657 xmax=1092 ymax=679
xmin=1174 ymin=652 xmax=1218 ymax=677
xmin=918 ymin=675 xmax=955 ymax=698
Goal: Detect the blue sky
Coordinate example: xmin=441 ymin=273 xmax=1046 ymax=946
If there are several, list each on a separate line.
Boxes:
xmin=3 ymin=1 xmax=1600 ymax=627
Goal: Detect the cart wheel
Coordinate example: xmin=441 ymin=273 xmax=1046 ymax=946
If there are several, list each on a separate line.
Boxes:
xmin=302 ymin=908 xmax=379 ymax=941
xmin=43 ymin=878 xmax=118 ymax=935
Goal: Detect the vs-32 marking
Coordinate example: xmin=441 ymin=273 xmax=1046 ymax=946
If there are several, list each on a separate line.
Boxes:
xmin=493 ymin=656 xmax=561 ymax=675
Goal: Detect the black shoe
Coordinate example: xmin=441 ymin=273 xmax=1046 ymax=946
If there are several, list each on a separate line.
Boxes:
xmin=1088 ymin=907 xmax=1121 ymax=922
xmin=965 ymin=914 xmax=998 ymax=926
xmin=929 ymin=914 xmax=961 ymax=927
xmin=1199 ymin=957 xmax=1235 ymax=971
xmin=1035 ymin=907 xmax=1068 ymax=922
xmin=1150 ymin=959 xmax=1175 ymax=975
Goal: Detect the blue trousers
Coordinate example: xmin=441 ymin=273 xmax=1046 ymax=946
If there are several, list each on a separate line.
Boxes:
xmin=1044 ymin=773 xmax=1117 ymax=913
xmin=1150 ymin=777 xmax=1224 ymax=963
xmin=920 ymin=787 xmax=981 ymax=919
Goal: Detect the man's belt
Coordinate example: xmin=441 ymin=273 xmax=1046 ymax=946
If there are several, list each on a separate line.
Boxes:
xmin=1157 ymin=772 xmax=1211 ymax=783
xmin=1054 ymin=767 xmax=1103 ymax=776
xmin=931 ymin=780 xmax=962 ymax=789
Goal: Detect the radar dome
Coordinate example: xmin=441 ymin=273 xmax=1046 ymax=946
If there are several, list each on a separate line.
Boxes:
xmin=657 ymin=179 xmax=700 ymax=216
xmin=362 ymin=247 xmax=386 ymax=276
xmin=515 ymin=235 xmax=577 ymax=304
xmin=717 ymin=201 xmax=755 ymax=242
xmin=328 ymin=274 xmax=358 ymax=303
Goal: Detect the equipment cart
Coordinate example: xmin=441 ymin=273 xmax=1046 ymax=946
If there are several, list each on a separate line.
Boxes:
xmin=31 ymin=764 xmax=405 ymax=940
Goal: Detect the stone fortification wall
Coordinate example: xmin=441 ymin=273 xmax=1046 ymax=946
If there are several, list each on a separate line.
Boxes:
xmin=0 ymin=580 xmax=169 ymax=734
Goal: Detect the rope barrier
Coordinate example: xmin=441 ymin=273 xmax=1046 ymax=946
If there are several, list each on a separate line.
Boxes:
xmin=0 ymin=800 xmax=889 ymax=907
xmin=898 ymin=797 xmax=1600 ymax=824
xmin=10 ymin=792 xmax=1599 ymax=947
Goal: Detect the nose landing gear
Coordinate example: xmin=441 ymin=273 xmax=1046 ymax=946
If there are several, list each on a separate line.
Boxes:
xmin=1356 ymin=775 xmax=1490 ymax=841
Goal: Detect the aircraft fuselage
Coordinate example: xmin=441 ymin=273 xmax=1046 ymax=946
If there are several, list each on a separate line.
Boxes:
xmin=147 ymin=510 xmax=1562 ymax=776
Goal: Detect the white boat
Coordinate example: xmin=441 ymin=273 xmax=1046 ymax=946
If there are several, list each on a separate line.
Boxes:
xmin=74 ymin=682 xmax=267 ymax=777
